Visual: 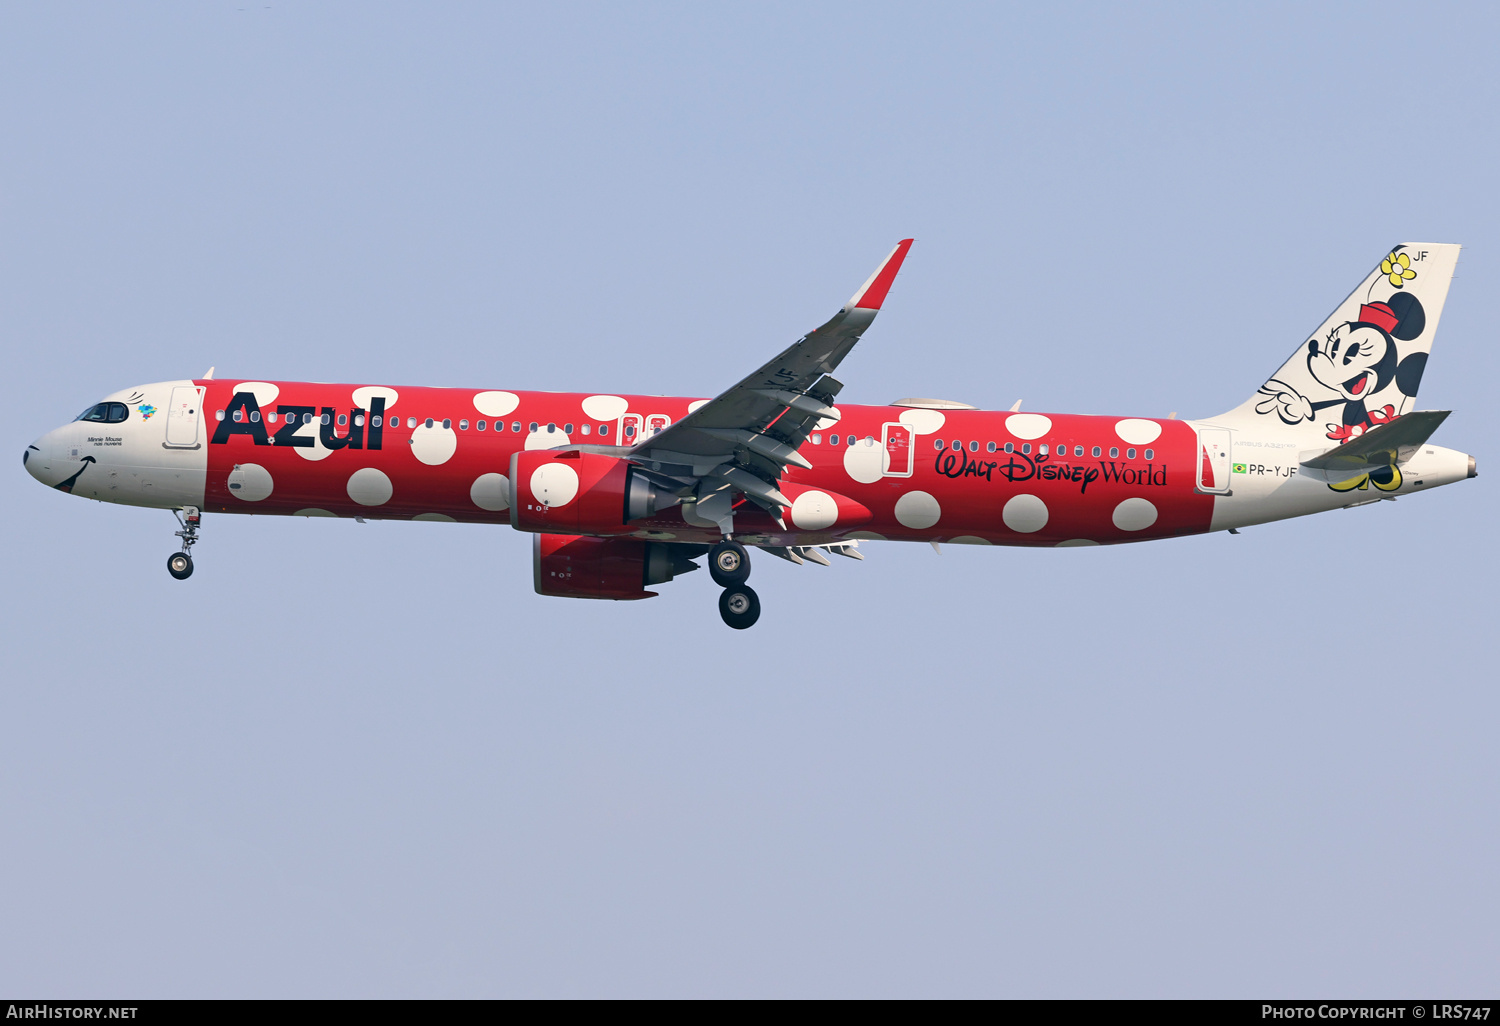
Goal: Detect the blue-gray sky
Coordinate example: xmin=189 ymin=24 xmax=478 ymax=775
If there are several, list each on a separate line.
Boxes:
xmin=2 ymin=2 xmax=1495 ymax=997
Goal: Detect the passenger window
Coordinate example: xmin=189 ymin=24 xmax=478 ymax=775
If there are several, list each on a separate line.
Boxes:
xmin=1038 ymin=444 xmax=1046 ymax=455
xmin=951 ymin=440 xmax=962 ymax=451
xmin=458 ymin=419 xmax=468 ymax=430
xmin=598 ymin=424 xmax=609 ymax=437
xmin=355 ymin=414 xmax=365 ymax=427
xmin=1126 ymin=448 xmax=1136 ymax=459
xmin=580 ymin=424 xmax=590 ymax=435
xmin=250 ymin=411 xmax=261 ymax=423
xmin=529 ymin=422 xmax=539 ymax=433
xmin=512 ymin=422 xmax=521 ymax=432
xmin=1091 ymin=446 xmax=1101 ymax=457
xmin=987 ymin=441 xmax=996 ymax=453
xmin=969 ymin=441 xmax=979 ymax=452
xmin=1109 ymin=447 xmax=1118 ymax=458
xmin=1004 ymin=442 xmax=1014 ymax=453
xmin=372 ymin=415 xmax=382 ymax=427
xmin=424 ymin=418 xmax=434 ymax=428
xmin=338 ymin=414 xmax=348 ymax=426
xmin=1022 ymin=443 xmax=1031 ymax=454
xmin=303 ymin=413 xmax=314 ymax=425
xmin=830 ymin=434 xmax=840 ymax=446
xmin=1144 ymin=448 xmax=1155 ymax=460
xmin=564 ymin=423 xmax=574 ymax=433
xmin=323 ymin=414 xmax=332 ymax=426
xmin=546 ymin=423 xmax=556 ymax=433
xmin=267 ymin=412 xmax=278 ymax=424
xmin=1074 ymin=445 xmax=1085 ymax=457
xmin=476 ymin=420 xmax=485 ymax=431
xmin=216 ymin=410 xmax=225 ymax=421
xmin=442 ymin=419 xmax=451 ymax=430
xmin=811 ymin=433 xmax=821 ymax=444
xmin=407 ymin=417 xmax=417 ymax=428
xmin=233 ymin=409 xmax=243 ymax=422
xmin=932 ymin=438 xmax=942 ymax=450
xmin=866 ymin=436 xmax=875 ymax=446
xmin=625 ymin=424 xmax=636 ymax=437
xmin=848 ymin=435 xmax=857 ymax=446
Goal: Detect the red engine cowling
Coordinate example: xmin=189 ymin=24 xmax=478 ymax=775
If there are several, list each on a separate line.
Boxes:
xmin=510 ymin=450 xmax=677 ymax=534
xmin=533 ymin=533 xmax=698 ymax=600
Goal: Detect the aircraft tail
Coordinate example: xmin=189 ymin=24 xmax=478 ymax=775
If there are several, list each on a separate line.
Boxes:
xmin=1217 ymin=243 xmax=1461 ymax=445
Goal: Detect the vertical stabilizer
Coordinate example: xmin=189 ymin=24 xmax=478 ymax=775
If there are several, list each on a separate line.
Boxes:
xmin=1218 ymin=243 xmax=1460 ymax=445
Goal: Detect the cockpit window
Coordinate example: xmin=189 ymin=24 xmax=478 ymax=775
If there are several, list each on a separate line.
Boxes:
xmin=76 ymin=402 xmax=129 ymax=423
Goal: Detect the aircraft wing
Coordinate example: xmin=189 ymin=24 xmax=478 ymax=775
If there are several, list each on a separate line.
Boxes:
xmin=626 ymin=239 xmax=913 ymax=529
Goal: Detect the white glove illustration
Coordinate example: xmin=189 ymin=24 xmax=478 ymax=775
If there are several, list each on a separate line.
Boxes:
xmin=1255 ymin=379 xmax=1314 ymax=424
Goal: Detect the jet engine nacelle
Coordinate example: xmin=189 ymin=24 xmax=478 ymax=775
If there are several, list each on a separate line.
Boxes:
xmin=533 ymin=533 xmax=698 ymax=600
xmin=509 ymin=449 xmax=680 ymax=534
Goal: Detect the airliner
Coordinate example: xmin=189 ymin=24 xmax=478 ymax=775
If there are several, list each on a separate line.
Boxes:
xmin=24 ymin=240 xmax=1475 ymax=628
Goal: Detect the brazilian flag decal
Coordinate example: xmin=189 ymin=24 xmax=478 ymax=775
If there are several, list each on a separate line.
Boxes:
xmin=1232 ymin=463 xmax=1247 ymax=474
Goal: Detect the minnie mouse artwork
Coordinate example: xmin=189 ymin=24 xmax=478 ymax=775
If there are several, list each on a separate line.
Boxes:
xmin=1254 ymin=248 xmax=1431 ymax=442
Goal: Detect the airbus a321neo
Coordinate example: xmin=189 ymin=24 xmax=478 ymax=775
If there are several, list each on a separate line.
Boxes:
xmin=24 ymin=240 xmax=1475 ymax=628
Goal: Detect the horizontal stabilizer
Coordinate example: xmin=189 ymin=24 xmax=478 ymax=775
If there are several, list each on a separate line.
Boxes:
xmin=1300 ymin=410 xmax=1450 ymax=471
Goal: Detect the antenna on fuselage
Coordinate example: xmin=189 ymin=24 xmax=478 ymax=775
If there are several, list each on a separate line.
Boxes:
xmin=203 ymin=367 xmax=215 ymax=380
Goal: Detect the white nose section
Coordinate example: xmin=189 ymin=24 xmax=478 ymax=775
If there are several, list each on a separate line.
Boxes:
xmin=22 ymin=429 xmax=79 ymax=490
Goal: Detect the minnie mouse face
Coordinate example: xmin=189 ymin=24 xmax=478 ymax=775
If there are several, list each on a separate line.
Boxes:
xmin=1306 ymin=322 xmax=1396 ymax=401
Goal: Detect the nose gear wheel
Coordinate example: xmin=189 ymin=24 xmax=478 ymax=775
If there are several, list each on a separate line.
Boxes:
xmin=168 ymin=506 xmax=202 ymax=580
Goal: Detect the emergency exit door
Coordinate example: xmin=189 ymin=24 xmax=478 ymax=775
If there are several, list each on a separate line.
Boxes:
xmin=882 ymin=422 xmax=914 ymax=477
xmin=164 ymin=386 xmax=203 ymax=449
xmin=1196 ymin=426 xmax=1233 ymax=494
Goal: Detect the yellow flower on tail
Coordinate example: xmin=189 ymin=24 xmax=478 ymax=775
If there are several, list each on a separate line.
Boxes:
xmin=1380 ymin=251 xmax=1417 ymax=289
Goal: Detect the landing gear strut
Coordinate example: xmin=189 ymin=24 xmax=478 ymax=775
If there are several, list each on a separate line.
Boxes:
xmin=168 ymin=506 xmax=201 ymax=580
xmin=711 ymin=541 xmax=759 ymax=628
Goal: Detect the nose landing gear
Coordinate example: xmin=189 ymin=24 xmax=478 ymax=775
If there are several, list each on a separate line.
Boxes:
xmin=709 ymin=540 xmax=759 ymax=628
xmin=168 ymin=506 xmax=201 ymax=580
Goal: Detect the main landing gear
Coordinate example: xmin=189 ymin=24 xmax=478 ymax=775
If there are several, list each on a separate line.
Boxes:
xmin=167 ymin=506 xmax=201 ymax=580
xmin=710 ymin=540 xmax=759 ymax=629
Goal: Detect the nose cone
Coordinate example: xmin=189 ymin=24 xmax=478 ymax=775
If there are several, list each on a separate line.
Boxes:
xmin=23 ymin=429 xmax=80 ymax=490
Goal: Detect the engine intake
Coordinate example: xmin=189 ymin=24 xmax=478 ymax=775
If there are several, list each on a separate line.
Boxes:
xmin=533 ymin=533 xmax=700 ymax=600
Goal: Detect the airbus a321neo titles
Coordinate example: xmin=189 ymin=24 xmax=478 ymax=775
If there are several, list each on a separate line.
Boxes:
xmin=24 ymin=240 xmax=1476 ymax=628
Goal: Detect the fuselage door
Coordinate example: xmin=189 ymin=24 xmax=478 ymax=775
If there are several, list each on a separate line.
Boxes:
xmin=1196 ymin=426 xmax=1233 ymax=495
xmin=645 ymin=413 xmax=671 ymax=438
xmin=619 ymin=413 xmax=644 ymax=446
xmin=881 ymin=422 xmax=914 ymax=477
xmin=164 ymin=385 xmax=204 ymax=449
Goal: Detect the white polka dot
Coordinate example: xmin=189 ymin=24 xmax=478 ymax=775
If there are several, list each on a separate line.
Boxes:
xmin=686 ymin=399 xmax=710 ymax=414
xmin=845 ymin=530 xmax=887 ymax=541
xmin=1115 ymin=419 xmax=1163 ymax=445
xmin=1005 ymin=413 xmax=1052 ymax=439
xmin=353 ymin=386 xmax=398 ymax=411
xmin=226 ymin=463 xmax=273 ymax=501
xmin=412 ymin=513 xmax=456 ymax=522
xmin=1002 ymin=494 xmax=1048 ymax=533
xmin=530 ymin=462 xmax=579 ymax=507
xmin=347 ymin=467 xmax=393 ymax=506
xmin=232 ymin=382 xmax=279 ymax=407
xmin=292 ymin=422 xmax=335 ymax=461
xmin=581 ymin=395 xmax=628 ymax=421
xmin=843 ymin=436 xmax=885 ymax=483
xmin=294 ymin=508 xmax=337 ymax=517
xmin=473 ymin=391 xmax=520 ymax=417
xmin=949 ymin=535 xmax=992 ymax=545
xmin=894 ymin=490 xmax=941 ymax=529
xmin=814 ymin=409 xmax=841 ymax=431
xmin=898 ymin=408 xmax=945 ymax=435
xmin=525 ymin=426 xmax=572 ymax=451
xmin=1112 ymin=497 xmax=1158 ymax=531
xmin=790 ymin=490 xmax=838 ymax=530
xmin=1056 ymin=539 xmax=1100 ymax=547
xmin=470 ymin=473 xmax=510 ymax=511
xmin=410 ymin=422 xmax=458 ymax=465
